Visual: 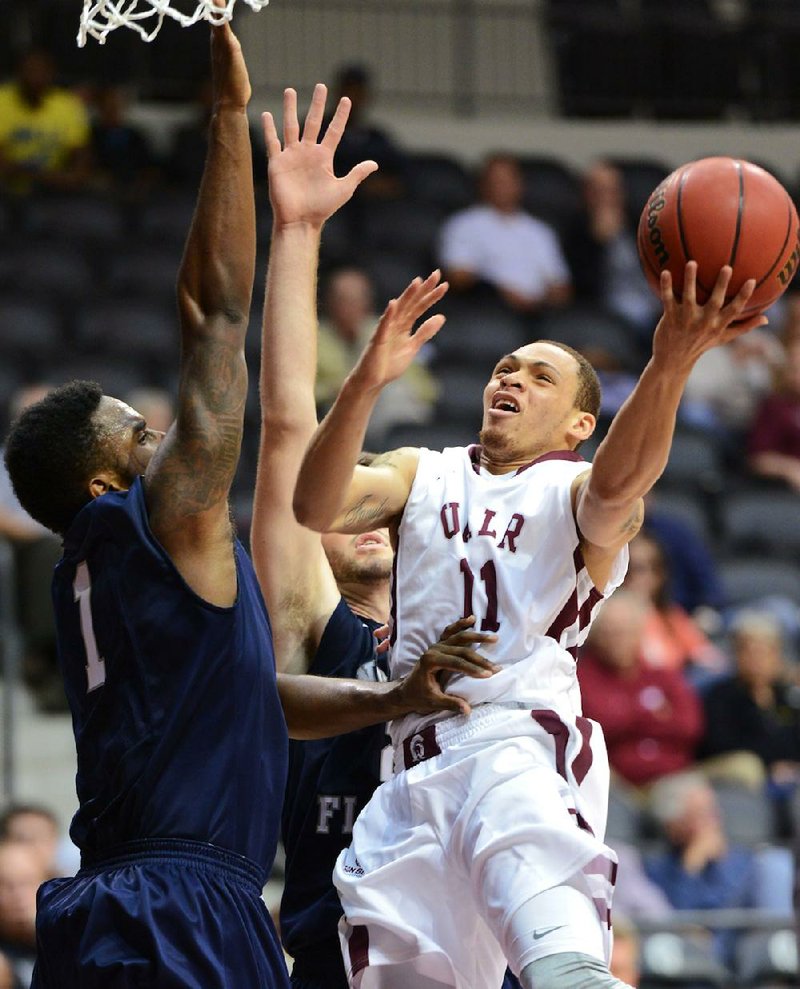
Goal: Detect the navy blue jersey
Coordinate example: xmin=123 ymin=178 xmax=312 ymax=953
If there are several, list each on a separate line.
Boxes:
xmin=280 ymin=598 xmax=389 ymax=962
xmin=52 ymin=477 xmax=288 ymax=871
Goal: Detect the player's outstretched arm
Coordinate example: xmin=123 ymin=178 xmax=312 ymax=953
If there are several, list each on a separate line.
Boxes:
xmin=143 ymin=18 xmax=255 ymax=606
xmin=293 ymin=273 xmax=448 ymax=533
xmin=577 ymin=262 xmax=767 ymax=554
xmin=279 ymin=616 xmax=499 ymax=739
xmin=251 ymin=85 xmax=377 ymax=673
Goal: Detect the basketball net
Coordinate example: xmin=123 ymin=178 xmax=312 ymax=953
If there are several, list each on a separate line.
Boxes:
xmin=78 ymin=0 xmax=271 ymax=46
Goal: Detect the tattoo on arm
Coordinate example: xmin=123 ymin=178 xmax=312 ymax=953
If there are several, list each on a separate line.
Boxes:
xmin=344 ymin=495 xmax=390 ymax=528
xmin=369 ymin=450 xmax=403 ymax=471
xmin=620 ymin=501 xmax=644 ymax=536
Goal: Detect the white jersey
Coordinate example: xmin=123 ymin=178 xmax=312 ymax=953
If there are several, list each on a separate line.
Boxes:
xmin=389 ymin=445 xmax=628 ymax=746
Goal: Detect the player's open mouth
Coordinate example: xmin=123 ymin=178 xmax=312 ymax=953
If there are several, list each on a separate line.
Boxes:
xmin=490 ymin=393 xmax=520 ymax=415
xmin=355 ymin=532 xmax=387 ymax=550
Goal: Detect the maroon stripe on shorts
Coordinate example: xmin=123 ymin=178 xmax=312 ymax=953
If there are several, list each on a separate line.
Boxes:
xmin=572 ymin=717 xmax=594 ymax=785
xmin=531 ymin=708 xmax=568 ymax=780
xmin=568 ymin=806 xmax=595 ymax=836
xmin=349 ymin=924 xmax=370 ymax=978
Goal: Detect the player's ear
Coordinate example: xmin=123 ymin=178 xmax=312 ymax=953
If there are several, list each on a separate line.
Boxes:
xmin=88 ymin=472 xmax=124 ymax=500
xmin=568 ymin=411 xmax=595 ymax=447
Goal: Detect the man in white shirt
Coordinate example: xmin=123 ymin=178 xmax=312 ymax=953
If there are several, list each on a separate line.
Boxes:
xmin=439 ymin=154 xmax=572 ymax=314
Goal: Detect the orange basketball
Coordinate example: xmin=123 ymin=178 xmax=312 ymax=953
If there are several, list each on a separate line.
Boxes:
xmin=637 ymin=157 xmax=800 ymax=317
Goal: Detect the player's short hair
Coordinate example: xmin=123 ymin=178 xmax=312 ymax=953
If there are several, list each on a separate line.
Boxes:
xmin=4 ymin=380 xmax=105 ymax=536
xmin=539 ymin=339 xmax=602 ymax=420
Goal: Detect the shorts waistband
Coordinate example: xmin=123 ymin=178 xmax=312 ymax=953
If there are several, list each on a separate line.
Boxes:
xmin=79 ymin=838 xmax=267 ymax=892
xmin=398 ymin=701 xmax=531 ymax=771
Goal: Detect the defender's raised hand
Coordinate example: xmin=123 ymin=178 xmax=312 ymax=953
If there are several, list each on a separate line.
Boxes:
xmin=263 ymin=84 xmax=378 ymax=229
xmin=210 ymin=7 xmax=251 ymax=109
xmin=351 ymin=271 xmax=449 ymax=392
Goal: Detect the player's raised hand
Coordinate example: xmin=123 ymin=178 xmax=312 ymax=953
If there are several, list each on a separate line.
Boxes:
xmin=351 ymin=271 xmax=449 ymax=392
xmin=209 ymin=1 xmax=251 ymax=110
xmin=263 ymin=84 xmax=378 ymax=229
xmin=653 ymin=261 xmax=768 ymax=369
xmin=395 ymin=615 xmax=500 ymax=717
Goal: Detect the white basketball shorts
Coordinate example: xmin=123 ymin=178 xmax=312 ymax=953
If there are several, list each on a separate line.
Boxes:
xmin=334 ymin=704 xmax=618 ymax=989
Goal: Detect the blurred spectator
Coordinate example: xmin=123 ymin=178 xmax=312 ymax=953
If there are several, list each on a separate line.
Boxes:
xmin=748 ymin=338 xmax=800 ymax=492
xmin=327 ymin=64 xmax=408 ymax=201
xmin=438 ymin=153 xmax=572 ymax=315
xmin=124 ymin=387 xmax=175 ymax=434
xmin=0 ymin=806 xmax=73 ymax=882
xmin=0 ymin=48 xmax=91 ymax=196
xmin=699 ymin=611 xmax=800 ymax=793
xmin=89 ymin=85 xmax=157 ymax=199
xmin=611 ymin=843 xmax=672 ymax=922
xmin=644 ymin=771 xmax=793 ymax=964
xmin=624 ymin=531 xmax=728 ymax=680
xmin=0 ymin=951 xmax=14 ymax=989
xmin=0 ymin=385 xmax=64 ymax=711
xmin=0 ymin=841 xmax=47 ymax=988
xmin=316 ymin=267 xmax=438 ymax=445
xmin=609 ymin=915 xmax=641 ymax=988
xmin=683 ymin=330 xmax=783 ymax=438
xmin=561 ymin=160 xmax=660 ymax=340
xmin=578 ymin=590 xmax=704 ymax=789
xmin=643 ymin=489 xmax=724 ymax=615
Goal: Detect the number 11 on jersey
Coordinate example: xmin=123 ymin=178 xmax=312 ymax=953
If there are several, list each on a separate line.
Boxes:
xmin=74 ymin=561 xmax=106 ymax=691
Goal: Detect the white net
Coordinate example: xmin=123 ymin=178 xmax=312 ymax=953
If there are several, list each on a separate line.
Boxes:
xmin=78 ymin=0 xmax=271 ymax=46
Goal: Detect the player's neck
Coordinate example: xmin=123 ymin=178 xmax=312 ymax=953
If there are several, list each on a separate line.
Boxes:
xmin=479 ymin=444 xmax=555 ymax=475
xmin=341 ymin=580 xmax=391 ymax=626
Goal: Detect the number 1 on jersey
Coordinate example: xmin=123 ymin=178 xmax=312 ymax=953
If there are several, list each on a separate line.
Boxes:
xmin=74 ymin=561 xmax=106 ymax=691
xmin=459 ymin=558 xmax=501 ymax=632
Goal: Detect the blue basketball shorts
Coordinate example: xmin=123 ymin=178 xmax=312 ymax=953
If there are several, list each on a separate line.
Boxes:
xmin=31 ymin=838 xmax=290 ymax=989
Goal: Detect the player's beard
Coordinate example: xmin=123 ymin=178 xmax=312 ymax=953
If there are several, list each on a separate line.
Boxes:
xmin=479 ymin=423 xmax=522 ymax=459
xmin=326 ymin=549 xmax=393 ymax=586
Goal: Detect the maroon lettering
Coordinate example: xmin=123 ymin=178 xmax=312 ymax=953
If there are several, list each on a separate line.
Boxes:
xmin=498 ymin=513 xmax=525 ymax=553
xmin=440 ymin=502 xmax=460 ymax=539
xmin=479 ymin=560 xmax=500 ymax=632
xmin=478 ymin=509 xmax=498 ymax=539
xmin=459 ymin=558 xmax=474 ymax=619
xmin=462 ymin=523 xmax=472 ymax=543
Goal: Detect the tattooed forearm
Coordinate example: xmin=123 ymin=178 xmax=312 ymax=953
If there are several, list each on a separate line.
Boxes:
xmin=620 ymin=501 xmax=644 ymax=535
xmin=344 ymin=495 xmax=390 ymax=528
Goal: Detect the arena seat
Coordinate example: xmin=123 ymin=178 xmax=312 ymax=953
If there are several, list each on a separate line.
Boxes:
xmin=537 ymin=306 xmax=642 ymax=371
xmin=717 ymin=557 xmax=800 ymax=609
xmin=360 ymin=199 xmax=445 ymax=267
xmin=362 ymin=252 xmax=428 ymax=310
xmin=609 ymin=157 xmax=672 ymax=216
xmin=734 ymin=928 xmax=798 ymax=986
xmin=0 ymin=244 xmax=96 ymax=302
xmin=52 ymin=358 xmax=147 ymax=400
xmin=138 ymin=194 xmax=201 ymax=245
xmin=720 ymin=491 xmax=800 ymax=558
xmin=26 ymin=196 xmax=126 ymax=246
xmin=639 ymin=930 xmax=731 ymax=988
xmin=0 ymin=298 xmax=65 ymax=366
xmin=647 ymin=490 xmax=713 ymax=545
xmin=711 ymin=783 xmax=778 ymax=846
xmin=73 ymin=300 xmax=178 ymax=381
xmin=432 ymin=307 xmax=526 ymax=367
xmin=105 ymin=248 xmax=183 ymax=301
xmin=432 ymin=368 xmax=488 ymax=429
xmin=659 ymin=431 xmax=725 ymax=494
xmin=406 ymin=153 xmax=474 ymax=214
xmin=516 ymin=155 xmax=582 ymax=235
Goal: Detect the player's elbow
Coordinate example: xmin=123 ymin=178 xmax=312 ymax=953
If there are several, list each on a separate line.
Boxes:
xmin=292 ymin=489 xmax=329 ymax=532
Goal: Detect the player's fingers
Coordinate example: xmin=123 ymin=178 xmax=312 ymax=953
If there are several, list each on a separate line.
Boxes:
xmin=440 ymin=615 xmax=476 ymax=640
xmin=721 ymin=277 xmax=757 ymax=322
xmin=413 ymin=313 xmax=446 ymax=346
xmin=261 ymin=111 xmax=282 ymax=159
xmin=412 ymin=282 xmax=449 ymax=321
xmin=423 ymin=647 xmax=498 ymax=675
xmin=708 ymin=265 xmax=734 ymax=311
xmin=683 ymin=261 xmax=698 ymax=308
xmin=282 ymin=88 xmax=300 ymax=145
xmin=321 ymin=96 xmax=352 ymax=151
xmin=343 ymin=160 xmax=379 ymax=196
xmin=373 ymin=623 xmax=390 ymax=640
xmin=659 ymin=269 xmax=675 ymax=316
xmin=302 ymin=82 xmax=327 ymax=143
xmin=442 ymin=629 xmax=498 ymax=648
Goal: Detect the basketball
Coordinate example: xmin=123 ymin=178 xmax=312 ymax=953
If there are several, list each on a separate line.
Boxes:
xmin=637 ymin=156 xmax=800 ymax=316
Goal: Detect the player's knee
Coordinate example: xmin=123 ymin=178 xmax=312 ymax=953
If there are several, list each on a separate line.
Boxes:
xmin=519 ymin=952 xmax=634 ymax=989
